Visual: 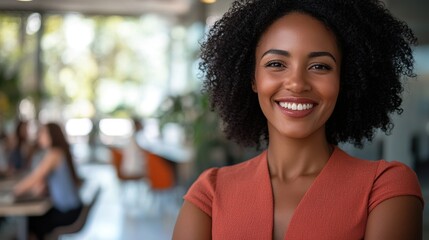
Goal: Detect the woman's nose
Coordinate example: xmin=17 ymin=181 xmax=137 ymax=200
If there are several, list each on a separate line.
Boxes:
xmin=283 ymin=67 xmax=311 ymax=93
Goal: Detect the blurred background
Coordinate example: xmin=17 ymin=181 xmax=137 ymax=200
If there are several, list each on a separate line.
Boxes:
xmin=0 ymin=0 xmax=428 ymax=239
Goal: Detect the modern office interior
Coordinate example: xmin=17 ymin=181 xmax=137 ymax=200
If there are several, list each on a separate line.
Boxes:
xmin=0 ymin=0 xmax=428 ymax=239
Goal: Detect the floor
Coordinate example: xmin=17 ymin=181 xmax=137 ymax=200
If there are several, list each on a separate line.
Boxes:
xmin=61 ymin=163 xmax=184 ymax=240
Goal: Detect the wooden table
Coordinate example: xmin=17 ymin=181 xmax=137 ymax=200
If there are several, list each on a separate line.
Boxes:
xmin=0 ymin=176 xmax=52 ymax=240
xmin=0 ymin=198 xmax=51 ymax=216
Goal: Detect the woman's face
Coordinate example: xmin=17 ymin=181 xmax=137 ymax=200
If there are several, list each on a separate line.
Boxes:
xmin=254 ymin=12 xmax=341 ymax=141
xmin=37 ymin=126 xmax=51 ymax=149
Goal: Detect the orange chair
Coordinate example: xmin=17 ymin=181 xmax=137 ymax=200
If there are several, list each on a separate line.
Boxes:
xmin=142 ymin=150 xmax=175 ymax=189
xmin=139 ymin=149 xmax=180 ymax=217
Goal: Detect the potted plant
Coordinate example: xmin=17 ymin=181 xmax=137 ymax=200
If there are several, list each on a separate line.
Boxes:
xmin=0 ymin=60 xmax=21 ymax=131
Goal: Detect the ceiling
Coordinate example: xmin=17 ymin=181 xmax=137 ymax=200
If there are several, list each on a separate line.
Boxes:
xmin=0 ymin=0 xmax=193 ymax=16
xmin=0 ymin=0 xmax=427 ymax=44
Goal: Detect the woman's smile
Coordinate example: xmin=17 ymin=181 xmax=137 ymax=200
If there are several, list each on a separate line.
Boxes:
xmin=275 ymin=97 xmax=318 ymax=118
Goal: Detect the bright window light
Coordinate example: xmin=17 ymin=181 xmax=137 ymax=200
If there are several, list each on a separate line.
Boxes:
xmin=66 ymin=118 xmax=93 ymax=136
xmin=99 ymin=118 xmax=132 ymax=137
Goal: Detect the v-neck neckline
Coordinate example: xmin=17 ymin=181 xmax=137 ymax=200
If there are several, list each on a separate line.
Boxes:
xmin=264 ymin=146 xmax=339 ymax=240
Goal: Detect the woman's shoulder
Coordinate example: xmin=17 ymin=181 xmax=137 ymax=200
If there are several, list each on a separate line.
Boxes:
xmin=40 ymin=148 xmax=66 ymax=167
xmin=186 ymin=151 xmax=267 ymax=197
xmin=368 ymin=158 xmax=424 ymax=210
xmin=184 ymin=151 xmax=267 ymax=216
xmin=335 ymin=147 xmax=423 ymax=209
xmin=44 ymin=148 xmax=65 ymax=160
xmin=337 ymin=147 xmax=416 ymax=176
xmin=44 ymin=147 xmax=63 ymax=156
xmin=201 ymin=151 xmax=267 ymax=183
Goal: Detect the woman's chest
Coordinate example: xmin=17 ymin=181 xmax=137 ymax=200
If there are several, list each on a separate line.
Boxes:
xmin=211 ymin=176 xmax=369 ymax=240
xmin=272 ymin=177 xmax=315 ymax=240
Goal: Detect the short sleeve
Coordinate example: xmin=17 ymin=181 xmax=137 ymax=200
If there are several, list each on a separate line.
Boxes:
xmin=184 ymin=168 xmax=218 ymax=217
xmin=369 ymin=160 xmax=424 ymax=212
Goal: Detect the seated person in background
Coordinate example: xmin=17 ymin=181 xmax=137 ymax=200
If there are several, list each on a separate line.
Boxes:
xmin=13 ymin=122 xmax=82 ymax=240
xmin=0 ymin=131 xmax=9 ymax=175
xmin=120 ymin=117 xmax=146 ymax=177
xmin=8 ymin=120 xmax=35 ymax=173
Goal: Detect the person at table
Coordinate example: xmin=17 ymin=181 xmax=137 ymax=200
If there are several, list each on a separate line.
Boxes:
xmin=13 ymin=122 xmax=82 ymax=240
xmin=8 ymin=120 xmax=35 ymax=173
xmin=173 ymin=0 xmax=424 ymax=239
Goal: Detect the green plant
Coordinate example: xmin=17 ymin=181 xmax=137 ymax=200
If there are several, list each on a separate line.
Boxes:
xmin=157 ymin=91 xmax=253 ymax=178
xmin=0 ymin=60 xmax=21 ymax=120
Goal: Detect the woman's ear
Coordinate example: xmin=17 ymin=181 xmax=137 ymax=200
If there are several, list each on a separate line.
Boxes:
xmin=251 ymin=80 xmax=257 ymax=93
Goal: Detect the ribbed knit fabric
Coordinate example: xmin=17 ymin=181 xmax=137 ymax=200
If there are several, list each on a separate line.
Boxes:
xmin=184 ymin=146 xmax=423 ymax=240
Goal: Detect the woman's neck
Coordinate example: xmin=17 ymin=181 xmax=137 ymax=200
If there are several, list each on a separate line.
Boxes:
xmin=266 ymin=133 xmax=333 ymax=182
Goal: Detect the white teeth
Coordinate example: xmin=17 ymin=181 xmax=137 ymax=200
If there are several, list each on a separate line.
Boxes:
xmin=279 ymin=102 xmax=314 ymax=111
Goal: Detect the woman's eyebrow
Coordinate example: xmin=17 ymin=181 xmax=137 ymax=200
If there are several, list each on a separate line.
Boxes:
xmin=261 ymin=49 xmax=290 ymax=59
xmin=308 ymin=51 xmax=337 ymax=63
xmin=261 ymin=49 xmax=337 ymax=63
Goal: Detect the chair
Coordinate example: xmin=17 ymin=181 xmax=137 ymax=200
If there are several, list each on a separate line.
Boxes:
xmin=46 ymin=185 xmax=101 ymax=240
xmin=143 ymin=150 xmax=175 ymax=189
xmin=140 ymin=149 xmax=180 ymax=216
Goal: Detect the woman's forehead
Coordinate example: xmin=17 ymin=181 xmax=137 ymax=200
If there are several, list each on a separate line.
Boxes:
xmin=257 ymin=13 xmax=340 ymax=56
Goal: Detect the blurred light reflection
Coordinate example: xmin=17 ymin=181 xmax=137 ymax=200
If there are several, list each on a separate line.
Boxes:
xmin=66 ymin=118 xmax=93 ymax=136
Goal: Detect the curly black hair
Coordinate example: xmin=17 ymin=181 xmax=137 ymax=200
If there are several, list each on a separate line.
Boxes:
xmin=200 ymin=0 xmax=417 ymax=148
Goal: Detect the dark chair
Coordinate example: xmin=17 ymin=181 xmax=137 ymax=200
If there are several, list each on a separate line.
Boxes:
xmin=46 ymin=185 xmax=101 ymax=240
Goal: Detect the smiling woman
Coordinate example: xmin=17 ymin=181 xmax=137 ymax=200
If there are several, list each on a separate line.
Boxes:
xmin=173 ymin=0 xmax=424 ymax=240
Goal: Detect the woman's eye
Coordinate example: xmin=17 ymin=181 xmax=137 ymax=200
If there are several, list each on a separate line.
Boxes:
xmin=265 ymin=61 xmax=285 ymax=69
xmin=310 ymin=64 xmax=332 ymax=71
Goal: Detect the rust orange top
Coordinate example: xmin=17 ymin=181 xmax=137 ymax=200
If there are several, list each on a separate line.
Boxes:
xmin=184 ymin=146 xmax=423 ymax=240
